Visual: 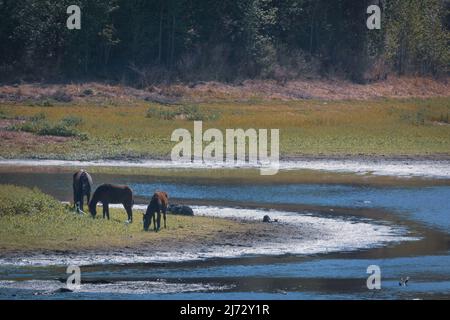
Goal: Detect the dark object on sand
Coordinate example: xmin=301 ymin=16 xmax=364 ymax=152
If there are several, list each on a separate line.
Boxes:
xmin=73 ymin=169 xmax=93 ymax=213
xmin=53 ymin=287 xmax=73 ymax=293
xmin=144 ymin=192 xmax=169 ymax=231
xmin=168 ymin=204 xmax=194 ymax=216
xmin=263 ymin=215 xmax=279 ymax=223
xmin=89 ymin=184 xmax=134 ymax=222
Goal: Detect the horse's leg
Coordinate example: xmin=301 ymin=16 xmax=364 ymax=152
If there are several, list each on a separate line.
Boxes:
xmin=156 ymin=211 xmax=161 ymax=231
xmin=125 ymin=203 xmax=133 ymax=223
xmin=103 ymin=203 xmax=107 ymax=219
xmin=106 ymin=204 xmax=110 ymax=220
xmin=77 ymin=193 xmax=83 ymax=213
xmin=163 ymin=207 xmax=167 ymax=229
xmin=79 ymin=194 xmax=84 ymax=212
xmin=85 ymin=192 xmax=90 ymax=212
xmin=74 ymin=189 xmax=82 ymax=213
xmin=153 ymin=212 xmax=157 ymax=231
xmin=73 ymin=188 xmax=77 ymax=209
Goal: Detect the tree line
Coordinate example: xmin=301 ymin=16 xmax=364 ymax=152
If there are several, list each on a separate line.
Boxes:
xmin=0 ymin=0 xmax=448 ymax=84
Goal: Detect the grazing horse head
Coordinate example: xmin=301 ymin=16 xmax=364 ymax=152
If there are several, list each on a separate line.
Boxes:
xmin=143 ymin=205 xmax=153 ymax=231
xmin=143 ymin=192 xmax=169 ymax=231
xmin=88 ymin=198 xmax=97 ymax=218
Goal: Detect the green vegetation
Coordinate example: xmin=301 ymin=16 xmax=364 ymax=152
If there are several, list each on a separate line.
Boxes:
xmin=61 ymin=115 xmax=83 ymax=127
xmin=0 ymin=97 xmax=449 ymax=159
xmin=146 ymin=104 xmax=221 ymax=121
xmin=7 ymin=112 xmax=87 ymax=139
xmin=0 ymin=110 xmax=10 ymax=119
xmin=0 ymin=185 xmax=61 ymax=216
xmin=0 ymin=184 xmax=244 ymax=252
xmin=384 ymin=0 xmax=449 ymax=75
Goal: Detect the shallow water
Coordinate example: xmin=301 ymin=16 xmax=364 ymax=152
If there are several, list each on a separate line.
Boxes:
xmin=0 ymin=166 xmax=449 ymax=299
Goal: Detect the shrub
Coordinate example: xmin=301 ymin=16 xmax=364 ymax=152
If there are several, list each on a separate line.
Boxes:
xmin=415 ymin=110 xmax=426 ymax=126
xmin=82 ymin=88 xmax=94 ymax=96
xmin=146 ymin=106 xmax=178 ymax=120
xmin=0 ymin=110 xmax=10 ymax=119
xmin=440 ymin=113 xmax=449 ymax=124
xmin=37 ymin=123 xmax=79 ymax=137
xmin=61 ymin=115 xmax=83 ymax=127
xmin=0 ymin=185 xmax=63 ymax=216
xmin=30 ymin=112 xmax=46 ymax=122
xmin=146 ymin=104 xmax=221 ymax=121
xmin=182 ymin=104 xmax=204 ymax=121
xmin=8 ymin=113 xmax=88 ymax=139
xmin=51 ymin=89 xmax=73 ymax=102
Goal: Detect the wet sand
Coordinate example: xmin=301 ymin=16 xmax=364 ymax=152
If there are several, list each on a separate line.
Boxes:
xmin=0 ymin=216 xmax=296 ymax=264
xmin=1 ymin=156 xmax=450 ymax=179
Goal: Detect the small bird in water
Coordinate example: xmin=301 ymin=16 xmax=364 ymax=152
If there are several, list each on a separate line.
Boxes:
xmin=399 ymin=276 xmax=410 ymax=286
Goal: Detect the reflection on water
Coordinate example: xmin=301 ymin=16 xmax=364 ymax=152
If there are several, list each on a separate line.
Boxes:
xmin=0 ymin=169 xmax=449 ymax=299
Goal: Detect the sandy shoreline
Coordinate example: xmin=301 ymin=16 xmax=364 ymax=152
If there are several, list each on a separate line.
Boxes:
xmin=0 ymin=203 xmax=418 ymax=266
xmin=0 ymin=217 xmax=293 ymax=265
xmin=1 ymin=156 xmax=450 ymax=178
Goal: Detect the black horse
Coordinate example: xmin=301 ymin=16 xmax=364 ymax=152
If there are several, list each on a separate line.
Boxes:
xmin=89 ymin=184 xmax=134 ymax=222
xmin=72 ymin=169 xmax=93 ymax=213
xmin=143 ymin=192 xmax=169 ymax=231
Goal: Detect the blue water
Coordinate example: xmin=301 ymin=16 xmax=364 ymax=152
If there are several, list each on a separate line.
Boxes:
xmin=85 ymin=255 xmax=450 ymax=280
xmin=130 ymin=182 xmax=450 ymax=231
xmin=2 ymin=254 xmax=450 ymax=299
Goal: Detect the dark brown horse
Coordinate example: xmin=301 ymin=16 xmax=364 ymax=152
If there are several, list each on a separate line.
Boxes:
xmin=143 ymin=192 xmax=169 ymax=231
xmin=89 ymin=184 xmax=134 ymax=222
xmin=72 ymin=169 xmax=93 ymax=213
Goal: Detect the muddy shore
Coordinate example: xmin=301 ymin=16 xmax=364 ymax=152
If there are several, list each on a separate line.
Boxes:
xmin=0 ymin=216 xmax=298 ymax=265
xmin=2 ymin=153 xmax=450 ymax=162
xmin=1 ymin=156 xmax=450 ymax=180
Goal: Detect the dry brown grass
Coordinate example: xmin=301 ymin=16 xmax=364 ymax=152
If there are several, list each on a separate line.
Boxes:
xmin=0 ymin=77 xmax=448 ymax=104
xmin=176 ymin=77 xmax=450 ymax=101
xmin=0 ymin=78 xmax=449 ymax=159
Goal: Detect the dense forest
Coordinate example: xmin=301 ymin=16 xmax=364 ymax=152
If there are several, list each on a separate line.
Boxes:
xmin=0 ymin=0 xmax=448 ymax=84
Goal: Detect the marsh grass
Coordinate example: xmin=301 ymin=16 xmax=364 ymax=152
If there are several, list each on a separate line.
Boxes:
xmin=26 ymin=99 xmax=54 ymax=107
xmin=0 ymin=110 xmax=11 ymax=119
xmin=1 ymin=97 xmax=449 ymax=159
xmin=61 ymin=115 xmax=83 ymax=127
xmin=146 ymin=104 xmax=221 ymax=121
xmin=0 ymin=184 xmax=242 ymax=252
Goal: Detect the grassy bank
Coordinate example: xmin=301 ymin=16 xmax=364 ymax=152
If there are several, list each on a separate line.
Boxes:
xmin=0 ymin=185 xmax=246 ymax=253
xmin=0 ymin=96 xmax=449 ymax=159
